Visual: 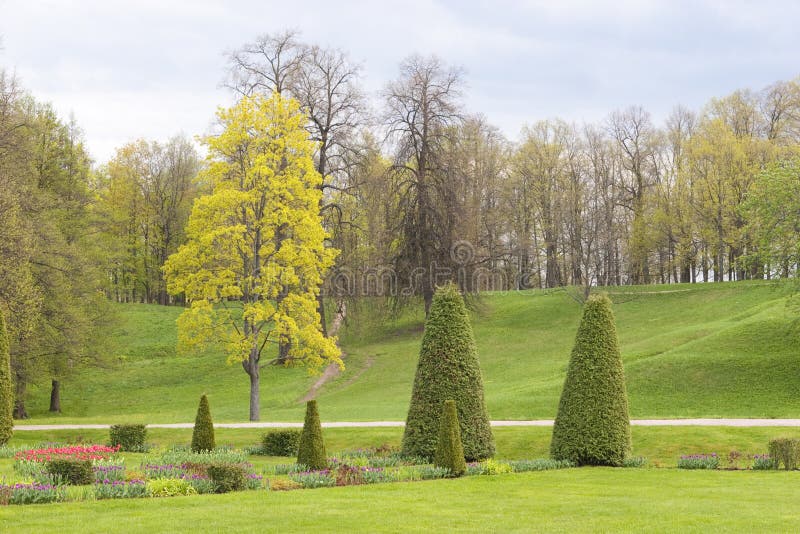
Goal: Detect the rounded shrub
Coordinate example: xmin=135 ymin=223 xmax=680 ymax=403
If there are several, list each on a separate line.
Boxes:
xmin=297 ymin=400 xmax=327 ymax=470
xmin=191 ymin=394 xmax=215 ymax=453
xmin=768 ymin=438 xmax=800 ymax=470
xmin=402 ymin=283 xmax=494 ymax=461
xmin=434 ymin=400 xmax=466 ymax=477
xmin=261 ymin=429 xmax=301 ymax=456
xmin=207 ymin=463 xmax=247 ymax=493
xmin=46 ymin=458 xmax=94 ymax=485
xmin=0 ymin=309 xmax=13 ymax=446
xmin=109 ymin=424 xmax=147 ymax=452
xmin=550 ymin=293 xmax=631 ymax=466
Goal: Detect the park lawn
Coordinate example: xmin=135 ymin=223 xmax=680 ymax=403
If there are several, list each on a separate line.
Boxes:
xmin=1 ymin=468 xmax=799 ymax=533
xmin=19 ymin=280 xmax=800 ymax=423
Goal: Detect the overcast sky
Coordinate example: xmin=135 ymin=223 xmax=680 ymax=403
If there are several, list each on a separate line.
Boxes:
xmin=1 ymin=0 xmax=799 ymax=163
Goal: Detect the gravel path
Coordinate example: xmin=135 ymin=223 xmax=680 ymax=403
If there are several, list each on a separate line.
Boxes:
xmin=13 ymin=418 xmax=800 ymax=431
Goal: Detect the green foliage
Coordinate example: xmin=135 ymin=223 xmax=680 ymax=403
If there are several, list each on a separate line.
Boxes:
xmin=297 ymin=400 xmax=327 ymax=470
xmin=146 ymin=478 xmax=197 ymax=497
xmin=46 ymin=458 xmax=94 ymax=485
xmin=433 ymin=400 xmax=466 ymax=476
xmin=191 ymin=394 xmax=215 ymax=453
xmin=506 ymin=459 xmax=574 ymax=472
xmin=207 ymin=463 xmax=247 ymax=493
xmin=402 ymin=283 xmax=494 ymax=461
xmin=0 ymin=309 xmax=12 ymax=445
xmin=260 ymin=430 xmax=301 ymax=456
xmin=767 ymin=438 xmax=799 ymax=470
xmin=551 ymin=294 xmax=631 ymax=466
xmin=109 ymin=424 xmax=147 ymax=452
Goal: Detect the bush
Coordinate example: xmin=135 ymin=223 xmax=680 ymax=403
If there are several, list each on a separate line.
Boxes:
xmin=768 ymin=438 xmax=800 ymax=470
xmin=191 ymin=394 xmax=215 ymax=453
xmin=268 ymin=478 xmax=302 ymax=491
xmin=550 ymin=293 xmax=631 ymax=466
xmin=146 ymin=478 xmax=198 ymax=497
xmin=297 ymin=400 xmax=327 ymax=470
xmin=109 ymin=424 xmax=148 ymax=452
xmin=46 ymin=458 xmax=94 ymax=485
xmin=0 ymin=309 xmax=13 ymax=446
xmin=207 ymin=463 xmax=247 ymax=493
xmin=261 ymin=430 xmax=301 ymax=456
xmin=433 ymin=400 xmax=466 ymax=477
xmin=402 ymin=283 xmax=494 ymax=461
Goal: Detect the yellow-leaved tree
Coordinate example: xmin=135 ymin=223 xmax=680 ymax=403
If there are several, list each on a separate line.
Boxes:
xmin=163 ymin=93 xmax=341 ymax=421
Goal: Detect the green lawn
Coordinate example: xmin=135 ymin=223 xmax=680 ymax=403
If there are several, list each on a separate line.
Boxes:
xmin=18 ymin=280 xmax=799 ymax=423
xmin=2 ymin=469 xmax=798 ymax=533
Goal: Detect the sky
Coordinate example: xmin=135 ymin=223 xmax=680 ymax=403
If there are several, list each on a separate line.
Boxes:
xmin=1 ymin=0 xmax=799 ymax=163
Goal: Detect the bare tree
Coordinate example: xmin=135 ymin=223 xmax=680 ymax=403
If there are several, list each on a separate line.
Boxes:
xmin=227 ymin=30 xmax=366 ymax=337
xmin=383 ymin=55 xmax=464 ymax=314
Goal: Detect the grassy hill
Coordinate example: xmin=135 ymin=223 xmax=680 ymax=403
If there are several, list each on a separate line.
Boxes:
xmin=19 ymin=280 xmax=799 ymax=423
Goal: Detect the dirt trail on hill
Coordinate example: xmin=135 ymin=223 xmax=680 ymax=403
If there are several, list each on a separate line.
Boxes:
xmin=299 ymin=301 xmax=348 ymax=403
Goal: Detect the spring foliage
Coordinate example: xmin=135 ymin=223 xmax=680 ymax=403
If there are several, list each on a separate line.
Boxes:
xmin=162 ymin=93 xmax=340 ymax=414
xmin=297 ymin=400 xmax=327 ymax=470
xmin=434 ymin=400 xmax=467 ymax=476
xmin=0 ymin=309 xmax=12 ymax=445
xmin=550 ymin=294 xmax=631 ymax=466
xmin=402 ymin=283 xmax=494 ymax=461
xmin=191 ymin=394 xmax=215 ymax=453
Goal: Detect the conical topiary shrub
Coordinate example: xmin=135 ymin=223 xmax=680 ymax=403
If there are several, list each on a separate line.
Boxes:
xmin=0 ymin=309 xmax=13 ymax=446
xmin=191 ymin=394 xmax=215 ymax=452
xmin=297 ymin=400 xmax=326 ymax=470
xmin=402 ymin=283 xmax=494 ymax=461
xmin=434 ymin=400 xmax=466 ymax=476
xmin=550 ymin=293 xmax=630 ymax=466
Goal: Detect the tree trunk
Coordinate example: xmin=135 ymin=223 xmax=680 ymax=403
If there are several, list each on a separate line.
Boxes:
xmin=49 ymin=379 xmax=61 ymax=413
xmin=243 ymin=352 xmax=260 ymax=422
xmin=13 ymin=378 xmax=28 ymax=419
xmin=317 ymin=293 xmax=328 ymax=337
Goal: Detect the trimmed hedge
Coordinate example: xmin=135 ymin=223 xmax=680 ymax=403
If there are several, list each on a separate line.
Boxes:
xmin=261 ymin=430 xmax=301 ymax=456
xmin=46 ymin=458 xmax=94 ymax=485
xmin=297 ymin=400 xmax=327 ymax=470
xmin=191 ymin=394 xmax=215 ymax=453
xmin=0 ymin=309 xmax=12 ymax=446
xmin=109 ymin=424 xmax=147 ymax=452
xmin=550 ymin=293 xmax=631 ymax=466
xmin=434 ymin=400 xmax=466 ymax=477
xmin=768 ymin=438 xmax=800 ymax=470
xmin=402 ymin=283 xmax=494 ymax=461
xmin=207 ymin=463 xmax=246 ymax=493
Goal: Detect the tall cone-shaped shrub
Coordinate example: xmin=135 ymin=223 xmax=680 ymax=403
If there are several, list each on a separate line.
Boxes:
xmin=297 ymin=400 xmax=326 ymax=470
xmin=402 ymin=283 xmax=494 ymax=461
xmin=0 ymin=309 xmax=13 ymax=445
xmin=550 ymin=293 xmax=630 ymax=466
xmin=434 ymin=400 xmax=466 ymax=476
xmin=191 ymin=394 xmax=215 ymax=452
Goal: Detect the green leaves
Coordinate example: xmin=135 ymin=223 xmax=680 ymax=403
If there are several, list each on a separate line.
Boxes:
xmin=551 ymin=294 xmax=631 ymax=466
xmin=402 ymin=283 xmax=494 ymax=461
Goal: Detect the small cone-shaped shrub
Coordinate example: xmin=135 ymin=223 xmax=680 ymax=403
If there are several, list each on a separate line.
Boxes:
xmin=434 ymin=400 xmax=466 ymax=476
xmin=402 ymin=283 xmax=494 ymax=461
xmin=297 ymin=400 xmax=326 ymax=470
xmin=550 ymin=293 xmax=630 ymax=466
xmin=0 ymin=309 xmax=13 ymax=446
xmin=191 ymin=394 xmax=215 ymax=452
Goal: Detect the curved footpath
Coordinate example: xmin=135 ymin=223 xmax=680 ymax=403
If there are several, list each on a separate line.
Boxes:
xmin=14 ymin=419 xmax=800 ymax=430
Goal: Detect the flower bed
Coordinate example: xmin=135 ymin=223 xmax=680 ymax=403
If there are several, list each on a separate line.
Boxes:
xmin=677 ymin=453 xmax=720 ymax=469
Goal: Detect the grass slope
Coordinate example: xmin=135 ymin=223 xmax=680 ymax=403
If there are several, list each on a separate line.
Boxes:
xmin=20 ymin=281 xmax=799 ymax=422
